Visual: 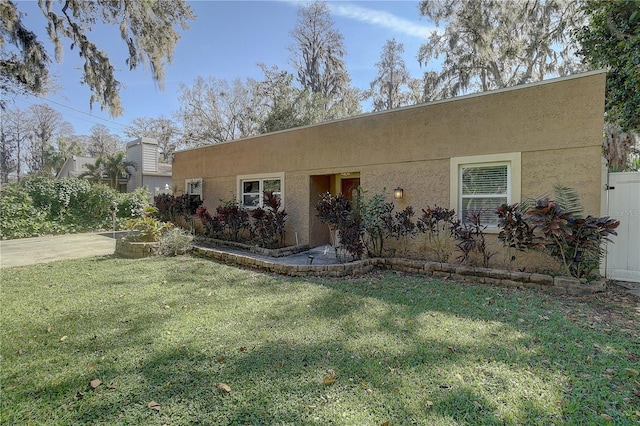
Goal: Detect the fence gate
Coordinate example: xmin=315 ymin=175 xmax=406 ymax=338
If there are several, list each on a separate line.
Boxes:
xmin=605 ymin=172 xmax=640 ymax=283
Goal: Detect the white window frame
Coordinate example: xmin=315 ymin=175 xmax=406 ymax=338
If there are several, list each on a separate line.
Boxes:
xmin=185 ymin=178 xmax=202 ymax=197
xmin=450 ymin=153 xmax=521 ymax=230
xmin=237 ymin=172 xmax=284 ymax=209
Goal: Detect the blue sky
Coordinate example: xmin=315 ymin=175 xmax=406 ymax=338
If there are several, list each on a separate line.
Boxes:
xmin=11 ymin=1 xmax=436 ymax=137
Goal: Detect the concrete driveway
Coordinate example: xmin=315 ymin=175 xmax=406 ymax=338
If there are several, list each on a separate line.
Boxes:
xmin=0 ymin=232 xmax=119 ymax=268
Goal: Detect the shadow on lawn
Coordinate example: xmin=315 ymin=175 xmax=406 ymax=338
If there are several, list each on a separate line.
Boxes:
xmin=3 ymin=263 xmax=636 ymax=424
xmin=66 ymin=338 xmax=549 ymax=425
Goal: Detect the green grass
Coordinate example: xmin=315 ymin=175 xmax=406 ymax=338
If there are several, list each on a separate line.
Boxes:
xmin=1 ymin=256 xmax=638 ymax=425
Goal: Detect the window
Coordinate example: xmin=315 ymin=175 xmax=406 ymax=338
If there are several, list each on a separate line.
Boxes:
xmin=460 ymin=163 xmax=509 ymax=225
xmin=186 ymin=178 xmax=202 ymax=197
xmin=450 ymin=153 xmax=521 ymax=228
xmin=238 ymin=173 xmax=284 ymax=208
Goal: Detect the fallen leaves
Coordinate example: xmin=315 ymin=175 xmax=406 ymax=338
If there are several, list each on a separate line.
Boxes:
xmin=148 ymin=401 xmax=161 ymax=411
xmin=217 ymin=383 xmax=231 ymax=394
xmin=323 ymin=369 xmax=336 ymax=386
xmin=89 ymin=379 xmax=102 ymax=389
xmin=624 ymin=368 xmax=639 ymax=377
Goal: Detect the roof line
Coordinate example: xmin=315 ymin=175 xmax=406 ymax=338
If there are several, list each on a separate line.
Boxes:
xmin=176 ymin=69 xmax=608 ymax=154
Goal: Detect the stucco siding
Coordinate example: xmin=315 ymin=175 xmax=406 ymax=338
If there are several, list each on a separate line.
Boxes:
xmin=173 ymin=71 xmax=606 ymax=250
xmin=521 ymin=145 xmax=603 ymax=215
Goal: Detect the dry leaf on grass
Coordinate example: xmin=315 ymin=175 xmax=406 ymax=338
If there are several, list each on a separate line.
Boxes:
xmin=148 ymin=401 xmax=161 ymax=411
xmin=217 ymin=383 xmax=231 ymax=394
xmin=89 ymin=379 xmax=102 ymax=389
xmin=624 ymin=368 xmax=639 ymax=377
xmin=322 ymin=376 xmax=336 ymax=386
xmin=323 ymin=369 xmax=336 ymax=386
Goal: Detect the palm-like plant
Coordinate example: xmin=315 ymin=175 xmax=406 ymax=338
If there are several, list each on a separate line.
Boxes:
xmin=100 ymin=152 xmax=136 ymax=190
xmin=78 ymin=153 xmax=136 ymax=189
xmin=78 ymin=160 xmax=104 ymax=183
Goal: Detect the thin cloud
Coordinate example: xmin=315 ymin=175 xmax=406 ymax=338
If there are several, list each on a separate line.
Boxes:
xmin=329 ymin=3 xmax=435 ymax=39
xmin=283 ymin=1 xmax=435 ymax=39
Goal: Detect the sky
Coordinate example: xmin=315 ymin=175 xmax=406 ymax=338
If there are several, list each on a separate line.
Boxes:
xmin=9 ymin=0 xmax=437 ymax=138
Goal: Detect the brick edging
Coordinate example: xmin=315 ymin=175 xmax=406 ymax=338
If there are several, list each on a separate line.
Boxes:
xmin=191 ymin=246 xmax=605 ymax=296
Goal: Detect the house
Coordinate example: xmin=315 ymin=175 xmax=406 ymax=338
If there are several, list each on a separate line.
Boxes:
xmin=126 ymin=137 xmax=172 ymax=203
xmin=56 ymin=155 xmax=129 ymax=192
xmin=172 ymin=70 xmax=607 ymax=261
xmin=57 ymin=138 xmax=172 ymax=202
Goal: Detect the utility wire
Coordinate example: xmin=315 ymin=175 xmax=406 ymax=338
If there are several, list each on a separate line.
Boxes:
xmin=12 ymin=94 xmax=128 ymax=132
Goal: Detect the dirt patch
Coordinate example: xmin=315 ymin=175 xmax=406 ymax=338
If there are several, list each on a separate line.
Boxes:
xmin=555 ymin=281 xmax=640 ymax=340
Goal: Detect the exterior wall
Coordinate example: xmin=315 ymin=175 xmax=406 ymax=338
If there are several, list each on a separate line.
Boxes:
xmin=57 ymin=156 xmax=98 ymax=178
xmin=126 ymin=141 xmax=143 ymax=192
xmin=126 ymin=138 xmax=171 ymax=202
xmin=173 ymin=71 xmax=606 ymax=250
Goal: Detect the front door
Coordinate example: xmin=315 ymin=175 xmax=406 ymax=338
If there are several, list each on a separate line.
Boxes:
xmin=341 ymin=178 xmax=360 ymax=201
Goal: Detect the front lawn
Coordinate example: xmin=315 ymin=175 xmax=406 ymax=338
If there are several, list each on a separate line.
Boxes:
xmin=1 ymin=256 xmax=638 ymax=425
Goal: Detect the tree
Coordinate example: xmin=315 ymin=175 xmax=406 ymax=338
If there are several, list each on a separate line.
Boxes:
xmin=417 ymin=0 xmax=585 ymax=100
xmin=574 ymin=0 xmax=640 ymax=133
xmin=256 ymin=64 xmax=312 ymax=133
xmin=45 ymin=135 xmax=85 ymax=176
xmin=25 ymin=104 xmax=73 ymax=174
xmin=78 ymin=160 xmax=103 ymax=184
xmin=124 ymin=117 xmax=181 ymax=162
xmin=603 ymin=122 xmax=638 ymax=172
xmin=86 ymin=124 xmax=120 ymax=157
xmin=0 ymin=116 xmax=16 ymax=184
xmin=256 ymin=63 xmax=362 ymax=133
xmin=0 ymin=108 xmax=29 ymax=182
xmin=0 ymin=0 xmax=194 ymax=116
xmin=0 ymin=1 xmax=50 ymax=110
xmin=176 ymin=76 xmax=262 ymax=146
xmin=100 ymin=152 xmax=136 ymax=190
xmin=78 ymin=152 xmax=135 ymax=189
xmin=289 ymin=1 xmax=351 ymax=110
xmin=369 ymin=39 xmax=412 ymax=111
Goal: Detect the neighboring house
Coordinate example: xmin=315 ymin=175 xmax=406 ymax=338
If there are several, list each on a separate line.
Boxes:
xmin=56 ymin=155 xmax=129 ymax=192
xmin=126 ymin=137 xmax=172 ymax=203
xmin=172 ymin=70 xmax=607 ymax=260
xmin=57 ymin=138 xmax=172 ymax=201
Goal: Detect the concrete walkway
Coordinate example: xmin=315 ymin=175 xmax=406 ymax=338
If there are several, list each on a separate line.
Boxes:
xmin=0 ymin=232 xmax=119 ymax=268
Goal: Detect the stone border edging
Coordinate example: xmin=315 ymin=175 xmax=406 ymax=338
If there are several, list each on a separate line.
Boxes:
xmin=115 ymin=239 xmax=159 ymax=259
xmin=193 ymin=237 xmax=309 ymax=258
xmin=192 ymin=245 xmax=605 ymax=296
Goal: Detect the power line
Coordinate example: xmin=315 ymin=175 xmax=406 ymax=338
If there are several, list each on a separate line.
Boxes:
xmin=12 ymin=94 xmax=129 ymax=132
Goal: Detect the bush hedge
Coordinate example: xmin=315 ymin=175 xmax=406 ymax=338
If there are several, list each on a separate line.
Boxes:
xmin=0 ymin=176 xmax=150 ymax=239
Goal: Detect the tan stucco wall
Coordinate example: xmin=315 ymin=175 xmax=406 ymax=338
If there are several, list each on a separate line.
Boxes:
xmin=173 ymin=71 xmax=606 ymax=249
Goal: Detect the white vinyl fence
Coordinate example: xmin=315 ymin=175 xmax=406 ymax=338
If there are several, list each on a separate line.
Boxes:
xmin=604 ymin=172 xmax=640 ymax=283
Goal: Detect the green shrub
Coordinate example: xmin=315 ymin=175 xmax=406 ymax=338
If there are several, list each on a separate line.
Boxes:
xmin=116 ymin=187 xmax=149 ymax=218
xmin=0 ymin=183 xmax=48 ymax=239
xmin=158 ymin=227 xmax=193 ymax=256
xmin=0 ymin=176 xmax=151 ymax=239
xmin=316 ymin=192 xmax=365 ymax=260
xmin=124 ymin=217 xmax=173 ymax=242
xmin=417 ymin=205 xmax=458 ymax=262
